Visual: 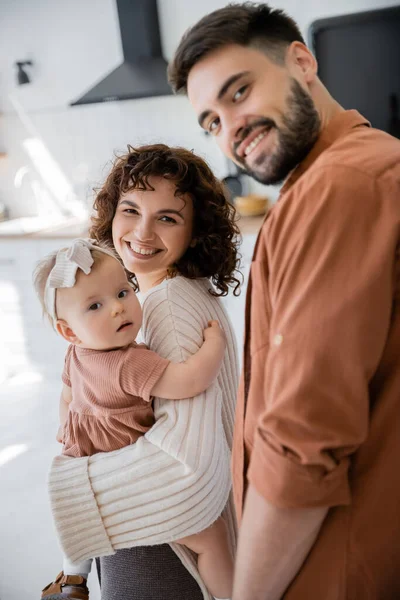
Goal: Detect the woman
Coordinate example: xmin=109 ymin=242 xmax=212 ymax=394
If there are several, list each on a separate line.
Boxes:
xmin=48 ymin=144 xmax=241 ymax=600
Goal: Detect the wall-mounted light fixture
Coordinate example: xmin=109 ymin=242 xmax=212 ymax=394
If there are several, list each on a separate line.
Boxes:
xmin=15 ymin=61 xmax=33 ymax=85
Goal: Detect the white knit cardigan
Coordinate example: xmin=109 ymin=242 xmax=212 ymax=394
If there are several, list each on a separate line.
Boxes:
xmin=49 ymin=276 xmax=239 ymax=599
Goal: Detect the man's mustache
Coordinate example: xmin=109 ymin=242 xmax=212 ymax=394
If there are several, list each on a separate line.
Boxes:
xmin=233 ymin=118 xmax=276 ymax=163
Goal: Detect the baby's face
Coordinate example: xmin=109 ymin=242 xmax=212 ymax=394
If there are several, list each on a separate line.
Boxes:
xmin=56 ymin=255 xmax=142 ymax=350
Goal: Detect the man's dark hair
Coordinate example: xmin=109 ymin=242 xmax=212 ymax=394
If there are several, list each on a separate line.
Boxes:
xmin=168 ymin=2 xmax=305 ymax=94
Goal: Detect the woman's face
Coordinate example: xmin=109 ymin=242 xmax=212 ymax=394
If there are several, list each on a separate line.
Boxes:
xmin=112 ymin=176 xmax=194 ymax=287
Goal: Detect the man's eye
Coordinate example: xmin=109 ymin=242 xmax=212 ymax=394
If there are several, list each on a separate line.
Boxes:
xmin=89 ymin=302 xmax=101 ymax=311
xmin=208 ymin=117 xmax=220 ymax=134
xmin=233 ymin=85 xmax=248 ymax=101
xmin=118 ymin=289 xmax=129 ymax=298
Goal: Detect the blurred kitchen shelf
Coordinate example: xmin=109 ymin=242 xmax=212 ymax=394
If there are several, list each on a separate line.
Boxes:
xmin=237 ymin=214 xmax=265 ymax=235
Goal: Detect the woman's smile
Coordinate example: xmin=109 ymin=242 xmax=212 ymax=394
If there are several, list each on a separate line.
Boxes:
xmin=125 ymin=241 xmax=162 ymax=259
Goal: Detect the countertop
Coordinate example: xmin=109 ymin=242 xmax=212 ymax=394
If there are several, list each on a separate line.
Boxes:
xmin=0 ymin=217 xmax=89 ymax=240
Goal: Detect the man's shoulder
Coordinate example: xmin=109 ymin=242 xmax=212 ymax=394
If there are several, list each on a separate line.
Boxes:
xmin=280 ymin=127 xmax=400 ymax=207
xmin=265 ymin=128 xmax=400 ymax=241
xmin=315 ymin=126 xmax=400 ymax=182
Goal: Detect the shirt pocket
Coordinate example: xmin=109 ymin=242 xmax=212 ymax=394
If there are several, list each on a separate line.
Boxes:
xmin=249 ymin=260 xmax=272 ymax=355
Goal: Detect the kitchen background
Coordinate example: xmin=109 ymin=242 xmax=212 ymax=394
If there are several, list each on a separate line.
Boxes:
xmin=0 ymin=1 xmax=398 ymax=599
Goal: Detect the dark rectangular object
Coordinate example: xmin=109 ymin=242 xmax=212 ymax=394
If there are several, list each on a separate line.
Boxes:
xmin=310 ymin=6 xmax=400 ymax=137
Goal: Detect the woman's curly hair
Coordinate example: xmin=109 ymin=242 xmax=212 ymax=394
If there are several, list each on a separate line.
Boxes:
xmin=90 ymin=144 xmax=242 ymax=296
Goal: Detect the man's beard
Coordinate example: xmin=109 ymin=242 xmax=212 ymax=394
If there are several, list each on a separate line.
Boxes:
xmin=234 ymin=79 xmax=321 ymax=185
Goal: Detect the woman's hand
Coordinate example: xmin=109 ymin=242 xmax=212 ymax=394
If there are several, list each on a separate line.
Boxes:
xmin=56 ymin=425 xmax=64 ymax=444
xmin=58 ymin=383 xmax=72 ymax=444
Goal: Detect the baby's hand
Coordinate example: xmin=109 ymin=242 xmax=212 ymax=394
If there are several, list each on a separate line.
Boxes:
xmin=203 ymin=320 xmax=226 ymax=345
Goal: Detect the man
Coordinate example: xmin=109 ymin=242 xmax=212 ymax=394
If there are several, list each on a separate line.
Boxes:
xmin=169 ymin=4 xmax=400 ymax=600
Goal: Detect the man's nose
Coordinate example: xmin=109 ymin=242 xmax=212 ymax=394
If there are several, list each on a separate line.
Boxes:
xmin=221 ymin=113 xmax=247 ymax=160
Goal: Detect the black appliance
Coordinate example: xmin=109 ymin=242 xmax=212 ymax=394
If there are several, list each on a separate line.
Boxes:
xmin=310 ymin=6 xmax=400 ymax=138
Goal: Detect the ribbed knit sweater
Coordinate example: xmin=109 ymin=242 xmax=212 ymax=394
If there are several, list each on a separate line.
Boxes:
xmin=49 ymin=276 xmax=239 ymax=599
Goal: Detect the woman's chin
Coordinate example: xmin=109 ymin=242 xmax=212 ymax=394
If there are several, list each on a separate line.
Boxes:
xmin=127 ymin=263 xmax=171 ymax=288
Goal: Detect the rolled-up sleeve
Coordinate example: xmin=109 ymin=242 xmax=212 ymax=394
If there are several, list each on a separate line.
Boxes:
xmin=248 ymin=165 xmax=396 ymax=508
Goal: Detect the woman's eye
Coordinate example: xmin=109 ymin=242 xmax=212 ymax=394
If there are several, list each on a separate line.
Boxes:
xmin=118 ymin=289 xmax=129 ymax=298
xmin=89 ymin=302 xmax=101 ymax=311
xmin=160 ymin=216 xmax=177 ymax=224
xmin=123 ymin=208 xmax=139 ymax=215
xmin=233 ymin=85 xmax=248 ymax=101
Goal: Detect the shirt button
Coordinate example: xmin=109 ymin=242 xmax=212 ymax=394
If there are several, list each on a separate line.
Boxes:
xmin=273 ymin=333 xmax=283 ymax=346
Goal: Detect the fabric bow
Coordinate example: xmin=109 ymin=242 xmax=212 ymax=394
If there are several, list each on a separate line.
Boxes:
xmin=44 ymin=238 xmax=114 ymax=324
xmin=47 ymin=239 xmax=95 ymax=290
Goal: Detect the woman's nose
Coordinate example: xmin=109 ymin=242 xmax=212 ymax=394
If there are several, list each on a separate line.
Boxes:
xmin=135 ymin=217 xmax=156 ymax=242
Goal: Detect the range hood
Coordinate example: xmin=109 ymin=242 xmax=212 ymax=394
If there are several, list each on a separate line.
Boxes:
xmin=70 ymin=0 xmax=172 ymax=106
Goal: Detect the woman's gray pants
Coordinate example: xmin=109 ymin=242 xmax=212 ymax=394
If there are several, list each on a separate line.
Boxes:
xmin=96 ymin=543 xmax=203 ymax=600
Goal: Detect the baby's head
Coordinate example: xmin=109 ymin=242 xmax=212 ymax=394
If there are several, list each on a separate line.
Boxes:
xmin=33 ymin=239 xmax=142 ymax=351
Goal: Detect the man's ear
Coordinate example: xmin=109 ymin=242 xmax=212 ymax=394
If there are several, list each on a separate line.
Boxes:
xmin=287 ymin=41 xmax=318 ymax=85
xmin=56 ymin=319 xmax=80 ymax=344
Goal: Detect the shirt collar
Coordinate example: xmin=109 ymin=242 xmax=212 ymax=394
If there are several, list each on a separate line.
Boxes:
xmin=280 ymin=110 xmax=371 ymax=196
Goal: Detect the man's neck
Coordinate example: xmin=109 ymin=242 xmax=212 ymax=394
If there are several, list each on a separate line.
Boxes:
xmin=312 ymin=80 xmax=344 ymax=132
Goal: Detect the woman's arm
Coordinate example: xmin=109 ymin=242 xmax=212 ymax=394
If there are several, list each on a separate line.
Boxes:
xmin=48 ymin=279 xmax=233 ymax=564
xmin=56 ymin=384 xmax=72 ymax=443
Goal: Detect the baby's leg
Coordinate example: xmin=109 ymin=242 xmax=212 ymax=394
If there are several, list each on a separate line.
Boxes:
xmin=63 ymin=556 xmax=92 ymax=579
xmin=41 ymin=558 xmax=91 ymax=598
xmin=176 ymin=517 xmax=233 ymax=599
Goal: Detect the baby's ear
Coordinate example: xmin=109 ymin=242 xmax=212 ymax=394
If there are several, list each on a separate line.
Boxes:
xmin=56 ymin=319 xmax=80 ymax=344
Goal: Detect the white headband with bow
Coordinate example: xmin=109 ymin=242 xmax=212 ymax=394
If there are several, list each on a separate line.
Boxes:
xmin=44 ymin=238 xmax=117 ymax=324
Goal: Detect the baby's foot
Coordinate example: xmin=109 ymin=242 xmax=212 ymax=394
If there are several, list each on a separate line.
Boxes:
xmin=41 ymin=571 xmax=89 ymax=599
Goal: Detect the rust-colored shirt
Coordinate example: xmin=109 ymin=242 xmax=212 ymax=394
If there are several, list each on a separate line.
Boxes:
xmin=62 ymin=343 xmax=168 ymax=457
xmin=232 ymin=110 xmax=400 ymax=599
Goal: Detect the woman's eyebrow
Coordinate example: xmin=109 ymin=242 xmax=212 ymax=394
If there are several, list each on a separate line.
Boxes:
xmin=118 ymin=199 xmax=184 ymax=218
xmin=118 ymin=199 xmax=138 ymax=207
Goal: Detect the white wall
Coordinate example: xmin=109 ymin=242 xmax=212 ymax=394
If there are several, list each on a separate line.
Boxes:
xmin=0 ymin=0 xmax=398 ymax=217
xmin=159 ymin=0 xmax=400 ymax=59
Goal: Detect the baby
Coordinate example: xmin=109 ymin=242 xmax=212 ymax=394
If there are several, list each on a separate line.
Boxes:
xmin=34 ymin=239 xmax=233 ymax=600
